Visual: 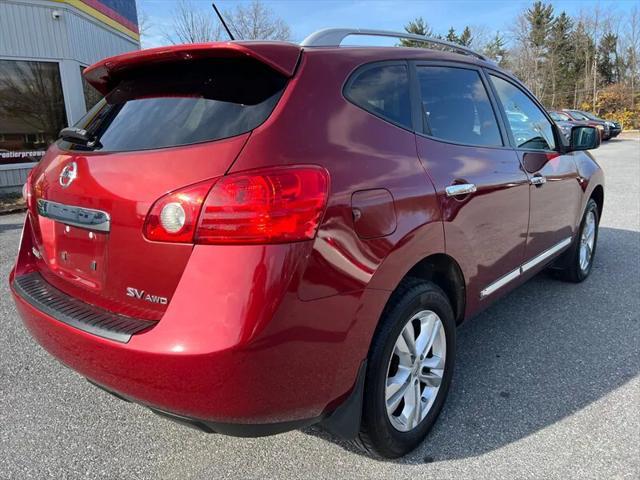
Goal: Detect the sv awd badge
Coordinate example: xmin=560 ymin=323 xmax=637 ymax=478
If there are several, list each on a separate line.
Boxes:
xmin=126 ymin=287 xmax=168 ymax=305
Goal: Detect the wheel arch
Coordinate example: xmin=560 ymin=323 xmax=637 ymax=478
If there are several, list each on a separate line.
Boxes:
xmin=372 ymin=253 xmax=466 ymax=328
xmin=401 ymin=253 xmax=466 ymax=325
xmin=365 ymin=221 xmax=465 ymax=326
xmin=590 ymin=184 xmax=604 ymax=220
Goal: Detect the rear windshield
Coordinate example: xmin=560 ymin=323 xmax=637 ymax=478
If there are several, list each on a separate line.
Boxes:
xmin=59 ymin=58 xmax=287 ymax=152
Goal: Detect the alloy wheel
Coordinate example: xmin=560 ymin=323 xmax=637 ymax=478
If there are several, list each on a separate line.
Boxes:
xmin=579 ymin=210 xmax=596 ymax=272
xmin=385 ymin=310 xmax=446 ymax=432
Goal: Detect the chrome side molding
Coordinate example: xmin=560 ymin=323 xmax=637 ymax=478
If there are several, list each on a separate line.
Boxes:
xmin=37 ymin=199 xmax=111 ymax=232
xmin=479 ymin=269 xmax=520 ymax=298
xmin=480 ymin=237 xmax=572 ymax=298
xmin=520 ymin=237 xmax=571 ymax=273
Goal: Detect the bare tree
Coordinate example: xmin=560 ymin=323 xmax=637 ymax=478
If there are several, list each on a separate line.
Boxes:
xmin=226 ymin=0 xmax=290 ymax=41
xmin=163 ymin=0 xmax=289 ymax=45
xmin=163 ymin=0 xmax=222 ymax=44
xmin=137 ymin=6 xmax=152 ymax=39
xmin=590 ymin=6 xmax=601 ymax=110
xmin=509 ymin=13 xmax=537 ymax=90
xmin=469 ymin=24 xmax=491 ymax=50
xmin=0 ymin=61 xmax=66 ymax=141
xmin=623 ymin=6 xmax=640 ymax=109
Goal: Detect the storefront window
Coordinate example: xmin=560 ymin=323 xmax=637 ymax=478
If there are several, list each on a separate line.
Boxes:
xmin=80 ymin=66 xmax=103 ymax=111
xmin=0 ymin=60 xmax=67 ymax=164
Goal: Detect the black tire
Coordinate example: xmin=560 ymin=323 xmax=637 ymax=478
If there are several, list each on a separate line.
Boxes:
xmin=555 ymin=198 xmax=600 ymax=283
xmin=354 ymin=278 xmax=456 ymax=458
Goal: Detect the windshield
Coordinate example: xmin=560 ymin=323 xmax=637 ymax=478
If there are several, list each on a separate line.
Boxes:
xmin=550 ymin=112 xmax=569 ymax=122
xmin=579 ymin=111 xmax=602 ymax=121
xmin=567 ymin=111 xmax=590 ymax=121
xmin=59 ymin=58 xmax=287 ymax=152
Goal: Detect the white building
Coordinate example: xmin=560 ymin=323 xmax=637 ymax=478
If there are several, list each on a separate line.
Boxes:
xmin=0 ymin=0 xmax=140 ymax=192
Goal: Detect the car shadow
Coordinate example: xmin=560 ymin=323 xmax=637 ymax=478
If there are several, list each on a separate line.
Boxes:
xmin=302 ymin=226 xmax=640 ymax=463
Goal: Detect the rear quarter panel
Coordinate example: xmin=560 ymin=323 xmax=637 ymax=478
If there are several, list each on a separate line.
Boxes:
xmin=231 ymin=49 xmax=444 ymax=300
xmin=229 ymin=49 xmax=446 ymax=399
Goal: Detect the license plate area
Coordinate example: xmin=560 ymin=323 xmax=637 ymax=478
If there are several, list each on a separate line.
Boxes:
xmin=41 ymin=220 xmax=109 ymax=290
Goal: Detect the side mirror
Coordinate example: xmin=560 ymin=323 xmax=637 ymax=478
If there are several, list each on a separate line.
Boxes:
xmin=569 ymin=126 xmax=600 ymax=151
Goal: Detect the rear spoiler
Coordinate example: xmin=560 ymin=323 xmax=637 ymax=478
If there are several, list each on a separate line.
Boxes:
xmin=84 ymin=41 xmax=302 ymax=95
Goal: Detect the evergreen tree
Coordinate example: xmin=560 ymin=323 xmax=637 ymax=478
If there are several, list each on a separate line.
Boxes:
xmin=526 ymin=1 xmax=554 ymax=49
xmin=548 ymin=11 xmax=575 ymax=107
xmin=598 ymin=32 xmax=620 ymax=85
xmin=446 ymin=27 xmax=458 ymax=44
xmin=484 ymin=32 xmax=508 ymax=66
xmin=395 ymin=2 xmax=639 ymax=127
xmin=458 ymin=26 xmax=473 ymax=46
xmin=571 ymin=20 xmax=597 ymax=107
xmin=401 ymin=17 xmax=435 ymax=47
xmin=524 ymin=1 xmax=555 ymax=97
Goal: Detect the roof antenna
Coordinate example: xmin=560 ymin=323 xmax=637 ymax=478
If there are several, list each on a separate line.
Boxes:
xmin=212 ymin=2 xmax=235 ymax=41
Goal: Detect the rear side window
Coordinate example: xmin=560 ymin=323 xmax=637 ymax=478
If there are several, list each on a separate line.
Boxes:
xmin=60 ymin=58 xmax=287 ymax=152
xmin=417 ymin=66 xmax=502 ymax=147
xmin=345 ymin=64 xmax=412 ymax=129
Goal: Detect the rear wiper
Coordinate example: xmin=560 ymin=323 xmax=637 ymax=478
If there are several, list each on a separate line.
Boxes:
xmin=58 ymin=127 xmax=101 ymax=149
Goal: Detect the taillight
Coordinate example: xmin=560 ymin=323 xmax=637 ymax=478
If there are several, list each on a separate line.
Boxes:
xmin=143 ymin=180 xmax=214 ymax=243
xmin=144 ymin=166 xmax=329 ymax=245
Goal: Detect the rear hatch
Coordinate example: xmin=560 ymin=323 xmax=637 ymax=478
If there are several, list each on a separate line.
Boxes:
xmin=26 ymin=43 xmax=299 ymax=320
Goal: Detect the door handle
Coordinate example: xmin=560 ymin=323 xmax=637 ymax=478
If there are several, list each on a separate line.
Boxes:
xmin=445 ymin=183 xmax=477 ymax=197
xmin=530 ymin=174 xmax=547 ymax=186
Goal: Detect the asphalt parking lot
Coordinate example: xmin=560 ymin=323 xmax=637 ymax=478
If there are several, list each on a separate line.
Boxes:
xmin=0 ymin=135 xmax=638 ymax=479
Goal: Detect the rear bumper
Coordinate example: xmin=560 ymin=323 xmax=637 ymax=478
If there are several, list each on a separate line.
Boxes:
xmin=11 ymin=272 xmax=327 ymax=436
xmin=10 ymin=215 xmax=387 ymax=433
xmin=88 ymin=378 xmax=323 ymax=436
xmin=87 ymin=357 xmax=367 ymax=439
xmin=10 ymin=264 xmax=374 ymax=430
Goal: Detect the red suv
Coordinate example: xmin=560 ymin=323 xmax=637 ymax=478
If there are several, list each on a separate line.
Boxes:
xmin=10 ymin=29 xmax=604 ymax=458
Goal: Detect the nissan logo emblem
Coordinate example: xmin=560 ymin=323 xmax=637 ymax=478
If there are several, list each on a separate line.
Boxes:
xmin=59 ymin=162 xmax=78 ymax=188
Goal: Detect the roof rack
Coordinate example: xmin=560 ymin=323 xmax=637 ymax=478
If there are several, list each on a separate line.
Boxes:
xmin=300 ymin=28 xmax=487 ymax=61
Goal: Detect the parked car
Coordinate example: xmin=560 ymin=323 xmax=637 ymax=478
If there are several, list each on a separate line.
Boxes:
xmin=574 ymin=110 xmax=622 ymax=138
xmin=563 ymin=109 xmax=611 ymax=140
xmin=609 ymin=121 xmax=622 ymax=137
xmin=10 ymin=29 xmax=604 ymax=458
xmin=549 ymin=110 xmax=588 ymax=139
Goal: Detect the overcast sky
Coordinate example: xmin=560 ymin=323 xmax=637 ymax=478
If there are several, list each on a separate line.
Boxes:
xmin=138 ymin=0 xmax=639 ymax=48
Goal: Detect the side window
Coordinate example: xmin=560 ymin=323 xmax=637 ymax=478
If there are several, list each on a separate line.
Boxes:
xmin=490 ymin=75 xmax=556 ymax=151
xmin=345 ymin=64 xmax=412 ymax=129
xmin=416 ymin=66 xmax=502 ymax=147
